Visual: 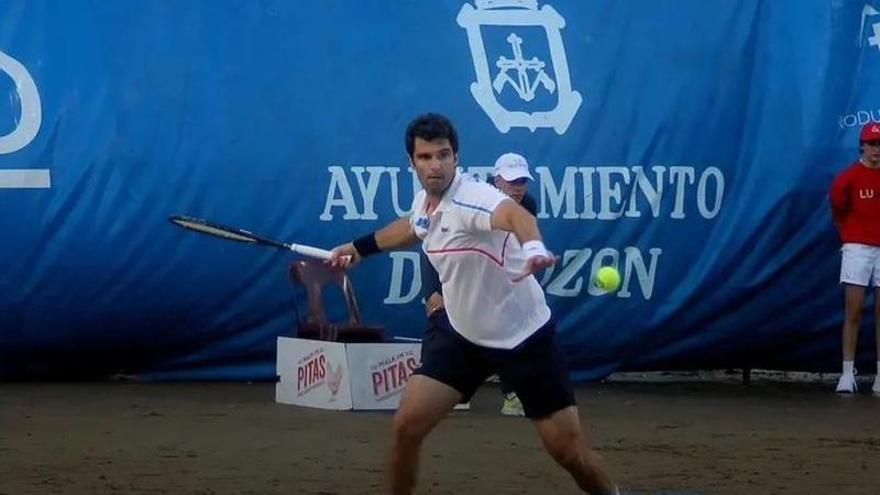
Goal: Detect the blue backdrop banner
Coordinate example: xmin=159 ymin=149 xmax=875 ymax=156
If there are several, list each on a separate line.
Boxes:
xmin=2 ymin=0 xmax=879 ymax=381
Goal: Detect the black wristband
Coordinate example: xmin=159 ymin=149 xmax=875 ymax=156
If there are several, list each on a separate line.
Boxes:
xmin=352 ymin=233 xmax=381 ymax=257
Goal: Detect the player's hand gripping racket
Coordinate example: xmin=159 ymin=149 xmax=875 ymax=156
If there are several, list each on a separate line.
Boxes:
xmin=169 ymin=214 xmax=335 ymax=260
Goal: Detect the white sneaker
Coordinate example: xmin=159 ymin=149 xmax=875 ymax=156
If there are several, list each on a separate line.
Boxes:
xmin=501 ymin=393 xmax=525 ymax=417
xmin=836 ymin=373 xmax=858 ymax=394
xmin=872 ymin=374 xmax=880 ymax=395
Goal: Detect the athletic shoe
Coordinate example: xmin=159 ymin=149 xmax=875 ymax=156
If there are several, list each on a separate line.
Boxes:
xmin=501 ymin=393 xmax=525 ymax=417
xmin=836 ymin=372 xmax=858 ymax=394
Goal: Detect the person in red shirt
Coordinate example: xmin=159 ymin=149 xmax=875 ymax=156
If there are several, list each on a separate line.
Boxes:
xmin=828 ymin=123 xmax=880 ymax=394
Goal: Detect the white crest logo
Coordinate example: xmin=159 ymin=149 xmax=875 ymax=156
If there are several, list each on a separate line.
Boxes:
xmin=860 ymin=4 xmax=880 ymax=50
xmin=457 ymin=0 xmax=582 ymax=134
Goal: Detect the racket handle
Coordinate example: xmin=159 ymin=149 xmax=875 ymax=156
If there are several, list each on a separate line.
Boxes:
xmin=289 ymin=244 xmax=334 ymax=260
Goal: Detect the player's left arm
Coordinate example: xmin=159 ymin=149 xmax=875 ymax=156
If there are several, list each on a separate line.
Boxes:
xmin=490 ymin=198 xmax=541 ymax=243
xmin=490 ymin=199 xmax=555 ymax=281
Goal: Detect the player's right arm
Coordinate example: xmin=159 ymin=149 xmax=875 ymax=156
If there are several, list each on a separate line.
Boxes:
xmin=328 ymin=217 xmax=418 ymax=269
xmin=375 ymin=216 xmax=420 ymax=250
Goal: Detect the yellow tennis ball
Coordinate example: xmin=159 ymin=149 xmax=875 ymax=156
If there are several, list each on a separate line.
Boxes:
xmin=594 ymin=266 xmax=621 ymax=291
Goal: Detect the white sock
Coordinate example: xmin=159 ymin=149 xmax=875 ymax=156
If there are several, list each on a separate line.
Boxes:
xmin=843 ymin=360 xmax=855 ymax=376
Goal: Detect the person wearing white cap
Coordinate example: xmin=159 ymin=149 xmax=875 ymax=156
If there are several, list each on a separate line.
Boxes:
xmin=421 ymin=152 xmax=539 ymax=417
xmin=492 ymin=152 xmax=536 ymax=211
xmin=492 ymin=153 xmax=538 ymax=415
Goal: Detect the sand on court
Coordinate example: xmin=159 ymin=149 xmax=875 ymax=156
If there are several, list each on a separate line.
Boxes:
xmin=1 ymin=376 xmax=878 ymax=495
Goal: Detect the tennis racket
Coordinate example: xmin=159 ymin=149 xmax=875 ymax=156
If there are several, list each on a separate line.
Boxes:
xmin=169 ymin=214 xmax=335 ymax=260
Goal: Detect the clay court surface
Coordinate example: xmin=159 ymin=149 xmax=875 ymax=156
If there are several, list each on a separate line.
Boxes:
xmin=1 ymin=376 xmax=878 ymax=495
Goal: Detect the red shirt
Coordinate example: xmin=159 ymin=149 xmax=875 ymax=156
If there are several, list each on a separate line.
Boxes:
xmin=829 ymin=160 xmax=880 ymax=246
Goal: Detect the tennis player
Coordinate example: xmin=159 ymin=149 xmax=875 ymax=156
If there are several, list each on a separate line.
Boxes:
xmin=329 ymin=113 xmax=619 ymax=495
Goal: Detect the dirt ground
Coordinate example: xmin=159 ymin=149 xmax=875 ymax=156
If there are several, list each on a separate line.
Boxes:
xmin=1 ymin=376 xmax=878 ymax=495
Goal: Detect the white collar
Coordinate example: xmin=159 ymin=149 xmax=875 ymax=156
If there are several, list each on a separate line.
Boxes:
xmin=426 ymin=171 xmax=464 ymax=214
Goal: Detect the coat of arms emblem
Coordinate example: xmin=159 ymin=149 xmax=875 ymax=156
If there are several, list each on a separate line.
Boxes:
xmin=457 ymin=0 xmax=582 ymax=134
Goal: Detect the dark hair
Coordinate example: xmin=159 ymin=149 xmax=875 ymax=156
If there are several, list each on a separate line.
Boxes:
xmin=405 ymin=113 xmax=459 ymax=158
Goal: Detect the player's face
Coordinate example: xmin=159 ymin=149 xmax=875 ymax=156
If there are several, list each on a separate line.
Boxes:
xmin=493 ymin=176 xmax=528 ymax=203
xmin=410 ymin=137 xmax=458 ymax=196
xmin=863 ymin=140 xmax=880 ymax=167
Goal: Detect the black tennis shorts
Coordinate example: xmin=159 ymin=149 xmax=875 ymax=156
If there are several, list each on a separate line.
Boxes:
xmin=415 ymin=310 xmax=575 ymax=419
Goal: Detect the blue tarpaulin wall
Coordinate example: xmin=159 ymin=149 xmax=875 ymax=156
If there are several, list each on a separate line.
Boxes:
xmin=2 ymin=0 xmax=879 ymax=381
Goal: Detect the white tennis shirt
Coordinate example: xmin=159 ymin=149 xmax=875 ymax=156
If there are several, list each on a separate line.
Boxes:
xmin=411 ymin=172 xmax=552 ymax=349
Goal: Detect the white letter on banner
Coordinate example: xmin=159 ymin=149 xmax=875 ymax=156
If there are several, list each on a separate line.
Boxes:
xmin=578 ymin=167 xmax=597 ymax=220
xmin=0 ymin=50 xmax=41 ymax=154
xmin=387 ymin=167 xmax=411 ymax=217
xmin=545 ymin=248 xmax=592 ymax=297
xmin=351 ymin=166 xmax=385 ymax=221
xmin=668 ymin=166 xmax=695 ymax=219
xmin=384 ymin=252 xmax=421 ymax=304
xmin=319 ymin=166 xmax=360 ymax=221
xmin=697 ymin=167 xmax=724 ymax=219
xmin=626 ymin=166 xmax=666 ymax=218
xmin=618 ymin=247 xmax=662 ymax=299
xmin=536 ymin=166 xmax=578 ymax=219
xmin=597 ymin=167 xmax=630 ymax=220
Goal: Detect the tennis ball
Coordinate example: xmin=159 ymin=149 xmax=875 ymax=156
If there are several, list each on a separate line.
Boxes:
xmin=594 ymin=266 xmax=621 ymax=292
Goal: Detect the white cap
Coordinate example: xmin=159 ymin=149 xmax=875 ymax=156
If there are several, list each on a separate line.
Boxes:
xmin=493 ymin=152 xmax=533 ymax=181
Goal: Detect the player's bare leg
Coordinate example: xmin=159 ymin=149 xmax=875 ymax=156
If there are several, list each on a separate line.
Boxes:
xmin=389 ymin=375 xmax=461 ymax=495
xmin=837 ymin=284 xmax=865 ymax=392
xmin=533 ymin=405 xmax=618 ymax=494
xmin=843 ymin=284 xmax=865 ymax=361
